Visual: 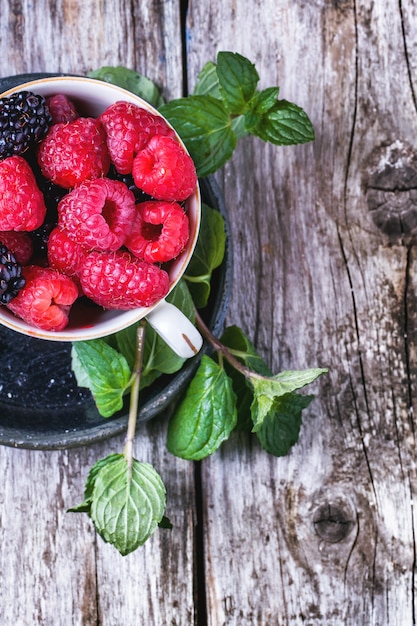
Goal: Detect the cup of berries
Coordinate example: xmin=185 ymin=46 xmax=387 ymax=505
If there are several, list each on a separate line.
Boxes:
xmin=0 ymin=77 xmax=202 ymax=358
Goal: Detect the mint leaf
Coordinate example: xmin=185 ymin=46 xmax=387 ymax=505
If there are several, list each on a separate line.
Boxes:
xmin=68 ymin=453 xmax=121 ymax=513
xmin=220 ymin=325 xmax=272 ymax=430
xmin=159 ymin=95 xmax=237 ymax=177
xmin=231 ymin=115 xmax=248 ymax=140
xmin=216 ymin=51 xmax=259 ymax=115
xmin=81 ymin=454 xmax=166 ymax=556
xmin=249 ymin=368 xmax=327 ymax=431
xmin=245 ymin=87 xmax=280 ymax=121
xmin=246 ymin=98 xmax=315 ymax=145
xmin=256 ymin=392 xmax=314 ymax=456
xmin=193 ymin=61 xmax=222 ymax=98
xmin=184 ymin=203 xmax=226 ymax=308
xmin=71 ymin=340 xmax=132 ymax=417
xmin=87 ymin=66 xmax=165 ymax=108
xmin=221 ymin=325 xmax=271 ymax=375
xmin=167 ymin=355 xmax=237 ymax=460
xmin=166 ymin=278 xmax=196 ymax=321
xmin=158 ymin=515 xmax=173 ymax=529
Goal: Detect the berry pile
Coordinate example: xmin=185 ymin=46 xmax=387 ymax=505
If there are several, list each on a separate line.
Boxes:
xmin=0 ymin=90 xmax=197 ymax=331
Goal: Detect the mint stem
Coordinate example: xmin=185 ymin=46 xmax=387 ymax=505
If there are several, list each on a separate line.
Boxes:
xmin=123 ymin=321 xmax=146 ymax=471
xmin=195 ymin=309 xmax=256 ymax=379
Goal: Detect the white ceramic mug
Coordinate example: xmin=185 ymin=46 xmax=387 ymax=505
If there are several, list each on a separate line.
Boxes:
xmin=0 ymin=77 xmax=203 ymax=358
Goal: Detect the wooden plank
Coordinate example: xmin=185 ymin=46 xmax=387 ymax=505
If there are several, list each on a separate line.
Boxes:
xmin=187 ymin=0 xmax=417 ymax=624
xmin=0 ymin=1 xmax=198 ymax=625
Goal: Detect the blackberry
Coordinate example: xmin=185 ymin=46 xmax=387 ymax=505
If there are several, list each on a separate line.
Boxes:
xmin=108 ymin=164 xmax=153 ymax=202
xmin=0 ymin=243 xmax=25 ymax=304
xmin=0 ymin=90 xmax=53 ymax=160
xmin=30 ymin=216 xmax=57 ymax=259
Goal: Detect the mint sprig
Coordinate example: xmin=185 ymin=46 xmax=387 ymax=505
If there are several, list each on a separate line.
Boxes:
xmin=70 ymin=323 xmax=169 ymax=555
xmin=72 ymin=52 xmax=324 ymax=556
xmin=159 ymin=51 xmax=315 ymax=176
xmin=177 ymin=310 xmax=327 ymax=459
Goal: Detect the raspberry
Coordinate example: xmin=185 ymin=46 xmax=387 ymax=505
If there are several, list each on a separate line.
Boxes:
xmin=46 ymin=94 xmax=79 ymax=124
xmin=79 ymin=249 xmax=170 ymax=309
xmin=0 ymin=231 xmax=33 ymax=265
xmin=37 ymin=117 xmax=111 ymax=188
xmin=0 ymin=156 xmax=47 ymax=231
xmin=47 ymin=227 xmax=86 ymax=280
xmin=57 ymin=177 xmax=136 ymax=251
xmin=126 ymin=200 xmax=189 ymax=263
xmin=99 ymin=101 xmax=176 ymax=175
xmin=7 ymin=265 xmax=78 ymax=331
xmin=132 ymin=134 xmax=197 ymax=201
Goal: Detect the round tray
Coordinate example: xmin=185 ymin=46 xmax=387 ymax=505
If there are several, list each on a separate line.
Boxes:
xmin=0 ymin=74 xmax=233 ymax=450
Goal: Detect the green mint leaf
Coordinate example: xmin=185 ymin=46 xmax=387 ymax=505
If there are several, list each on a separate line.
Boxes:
xmin=244 ymin=87 xmax=280 ymax=126
xmin=84 ymin=454 xmax=166 ymax=556
xmin=220 ymin=325 xmax=272 ymax=430
xmin=71 ymin=340 xmax=132 ymax=417
xmin=193 ymin=61 xmax=222 ymax=98
xmin=216 ymin=51 xmax=259 ymax=115
xmin=221 ymin=325 xmax=272 ymax=375
xmin=159 ymin=95 xmax=237 ymax=177
xmin=166 ymin=278 xmax=196 ymax=321
xmin=167 ymin=355 xmax=237 ymax=460
xmin=158 ymin=515 xmax=173 ymax=529
xmin=87 ymin=66 xmax=165 ymax=108
xmin=250 ymin=368 xmax=328 ymax=432
xmin=231 ymin=115 xmax=248 ymax=140
xmin=255 ymin=392 xmax=314 ymax=456
xmin=246 ymin=98 xmax=315 ymax=146
xmin=68 ymin=453 xmax=121 ymax=513
xmin=184 ymin=203 xmax=226 ymax=308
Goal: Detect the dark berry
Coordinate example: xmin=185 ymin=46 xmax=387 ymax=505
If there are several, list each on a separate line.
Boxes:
xmin=107 ymin=164 xmax=153 ymax=202
xmin=0 ymin=243 xmax=26 ymax=304
xmin=0 ymin=91 xmax=53 ymax=160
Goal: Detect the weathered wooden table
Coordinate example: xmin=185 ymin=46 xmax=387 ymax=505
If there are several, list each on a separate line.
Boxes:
xmin=0 ymin=1 xmax=416 ymax=624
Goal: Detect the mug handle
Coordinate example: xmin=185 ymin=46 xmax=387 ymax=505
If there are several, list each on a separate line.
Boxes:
xmin=146 ymin=300 xmax=203 ymax=359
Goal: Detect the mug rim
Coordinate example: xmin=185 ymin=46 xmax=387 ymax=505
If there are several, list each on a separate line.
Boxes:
xmin=0 ymin=76 xmax=201 ymax=341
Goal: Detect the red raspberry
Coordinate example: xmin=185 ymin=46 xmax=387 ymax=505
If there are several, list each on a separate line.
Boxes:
xmin=99 ymin=101 xmax=176 ymax=174
xmin=46 ymin=94 xmax=79 ymax=124
xmin=0 ymin=156 xmax=47 ymax=231
xmin=37 ymin=117 xmax=111 ymax=188
xmin=7 ymin=265 xmax=79 ymax=331
xmin=47 ymin=227 xmax=87 ymax=280
xmin=0 ymin=231 xmax=33 ymax=265
xmin=132 ymin=135 xmax=197 ymax=201
xmin=57 ymin=177 xmax=136 ymax=251
xmin=79 ymin=249 xmax=170 ymax=310
xmin=126 ymin=200 xmax=189 ymax=263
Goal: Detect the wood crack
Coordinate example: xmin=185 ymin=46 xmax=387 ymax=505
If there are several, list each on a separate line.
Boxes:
xmin=404 ymin=245 xmax=415 ymax=437
xmin=404 ymin=245 xmax=417 ymax=623
xmin=398 ymin=0 xmax=417 ymax=115
xmin=180 ymin=0 xmax=189 ymax=97
xmin=337 ymin=229 xmax=378 ymax=505
xmin=194 ymin=461 xmax=208 ymax=626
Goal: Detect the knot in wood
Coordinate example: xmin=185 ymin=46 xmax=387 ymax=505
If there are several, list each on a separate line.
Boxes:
xmin=313 ymin=501 xmax=355 ymax=543
xmin=366 ymin=145 xmax=417 ymax=239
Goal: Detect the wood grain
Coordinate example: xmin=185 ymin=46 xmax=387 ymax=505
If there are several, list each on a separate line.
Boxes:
xmin=187 ymin=0 xmax=417 ymax=624
xmin=0 ymin=0 xmax=416 ymax=624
